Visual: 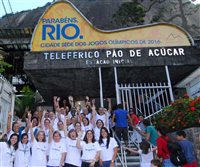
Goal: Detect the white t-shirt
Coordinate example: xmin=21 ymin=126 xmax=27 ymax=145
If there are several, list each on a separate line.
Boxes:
xmin=14 ymin=142 xmax=31 ymax=167
xmin=47 ymin=141 xmax=66 ymax=166
xmin=7 ymin=130 xmax=19 ymax=141
xmin=65 ymin=138 xmax=82 ymax=166
xmin=58 ymin=130 xmax=67 ymax=143
xmin=22 ymin=127 xmax=38 ymax=142
xmin=43 ymin=128 xmax=50 ymax=144
xmin=68 ymin=124 xmax=75 ymax=131
xmin=29 ymin=139 xmax=47 ymax=167
xmin=80 ymin=141 xmax=101 ymax=161
xmin=138 ymin=149 xmax=153 ymax=167
xmin=81 ymin=123 xmax=93 ymax=132
xmin=0 ymin=142 xmax=15 ymax=167
xmin=100 ymin=138 xmax=118 ymax=161
xmin=94 ymin=127 xmax=101 ymax=141
xmin=96 ymin=113 xmax=110 ymax=130
xmin=80 ymin=111 xmax=92 ymax=121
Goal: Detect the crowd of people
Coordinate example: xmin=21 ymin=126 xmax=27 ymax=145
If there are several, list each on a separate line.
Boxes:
xmin=0 ymin=96 xmax=198 ymax=167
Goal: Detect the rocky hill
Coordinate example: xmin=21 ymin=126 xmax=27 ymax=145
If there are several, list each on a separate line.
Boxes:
xmin=0 ymin=0 xmax=199 ymax=38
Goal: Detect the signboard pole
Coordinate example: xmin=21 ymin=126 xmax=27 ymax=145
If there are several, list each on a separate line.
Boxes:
xmin=98 ymin=67 xmax=104 ymax=107
xmin=114 ymin=67 xmax=120 ymax=104
xmin=165 ymin=65 xmax=174 ymax=102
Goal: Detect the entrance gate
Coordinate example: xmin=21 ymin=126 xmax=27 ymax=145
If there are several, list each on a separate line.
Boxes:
xmin=114 ymin=66 xmax=174 ymax=119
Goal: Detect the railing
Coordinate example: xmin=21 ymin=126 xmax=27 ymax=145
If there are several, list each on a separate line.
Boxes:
xmin=110 ymin=128 xmax=126 ymax=167
xmin=0 ymin=74 xmax=15 ymax=132
xmin=118 ymin=82 xmax=173 ymax=120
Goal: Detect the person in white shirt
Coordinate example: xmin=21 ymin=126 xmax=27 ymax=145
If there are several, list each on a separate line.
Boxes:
xmin=81 ymin=117 xmax=93 ymax=132
xmin=91 ymin=98 xmax=111 ymax=131
xmin=68 ymin=116 xmax=78 ymax=131
xmin=14 ymin=133 xmax=30 ymax=167
xmin=22 ymin=117 xmax=39 ymax=142
xmin=47 ymin=129 xmax=66 ymax=167
xmin=0 ymin=133 xmax=18 ymax=167
xmin=93 ymin=119 xmax=104 ymax=141
xmin=99 ymin=127 xmax=118 ymax=167
xmin=29 ymin=117 xmax=48 ymax=167
xmin=76 ymin=130 xmax=101 ymax=167
xmin=56 ymin=120 xmax=68 ymax=144
xmin=65 ymin=129 xmax=82 ymax=167
xmin=123 ymin=141 xmax=156 ymax=167
xmin=75 ymin=122 xmax=85 ymax=140
xmin=7 ymin=122 xmax=20 ymax=140
xmin=81 ymin=107 xmax=92 ymax=121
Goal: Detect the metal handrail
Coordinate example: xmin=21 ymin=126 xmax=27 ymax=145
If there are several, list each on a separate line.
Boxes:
xmin=110 ymin=128 xmax=126 ymax=167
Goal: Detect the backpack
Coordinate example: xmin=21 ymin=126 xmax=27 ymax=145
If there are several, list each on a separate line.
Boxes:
xmin=166 ymin=139 xmax=187 ymax=166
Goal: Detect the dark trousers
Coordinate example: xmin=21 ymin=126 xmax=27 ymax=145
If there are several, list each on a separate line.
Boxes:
xmin=65 ymin=163 xmax=79 ymax=167
xmin=81 ymin=161 xmax=99 ymax=167
xmin=115 ymin=127 xmax=128 ymax=146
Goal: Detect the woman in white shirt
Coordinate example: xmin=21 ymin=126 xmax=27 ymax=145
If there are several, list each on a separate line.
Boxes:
xmin=47 ymin=129 xmax=66 ymax=167
xmin=76 ymin=130 xmax=101 ymax=167
xmin=0 ymin=133 xmax=18 ymax=167
xmin=93 ymin=119 xmax=104 ymax=141
xmin=99 ymin=127 xmax=118 ymax=167
xmin=65 ymin=129 xmax=82 ymax=167
xmin=81 ymin=117 xmax=93 ymax=132
xmin=14 ymin=133 xmax=30 ymax=167
xmin=29 ymin=121 xmax=48 ymax=167
xmin=75 ymin=122 xmax=85 ymax=140
xmin=123 ymin=141 xmax=155 ymax=167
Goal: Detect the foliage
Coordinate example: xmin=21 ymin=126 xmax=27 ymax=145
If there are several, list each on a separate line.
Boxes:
xmin=0 ymin=61 xmax=12 ymax=73
xmin=0 ymin=48 xmax=12 ymax=73
xmin=112 ymin=0 xmax=145 ymax=27
xmin=15 ymin=86 xmax=36 ymax=117
xmin=152 ymin=95 xmax=200 ymax=132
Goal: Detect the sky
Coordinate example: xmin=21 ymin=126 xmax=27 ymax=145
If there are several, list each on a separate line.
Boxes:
xmin=0 ymin=0 xmax=53 ymax=17
xmin=0 ymin=0 xmax=200 ymax=17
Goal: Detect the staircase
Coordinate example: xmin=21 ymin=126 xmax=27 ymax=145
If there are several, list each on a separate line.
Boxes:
xmin=115 ymin=138 xmax=141 ymax=167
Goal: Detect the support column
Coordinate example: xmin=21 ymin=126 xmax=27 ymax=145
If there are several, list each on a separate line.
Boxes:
xmin=165 ymin=65 xmax=174 ymax=102
xmin=98 ymin=67 xmax=104 ymax=107
xmin=114 ymin=67 xmax=120 ymax=104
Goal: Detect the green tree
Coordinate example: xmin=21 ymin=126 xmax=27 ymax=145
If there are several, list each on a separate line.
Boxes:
xmin=15 ymin=86 xmax=36 ymax=118
xmin=0 ymin=47 xmax=12 ymax=73
xmin=112 ymin=0 xmax=145 ymax=27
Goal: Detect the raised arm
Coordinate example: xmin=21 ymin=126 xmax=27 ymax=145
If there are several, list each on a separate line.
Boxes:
xmin=7 ymin=112 xmax=12 ymax=133
xmin=40 ymin=109 xmax=47 ymax=129
xmin=104 ymin=111 xmax=108 ymax=128
xmin=76 ymin=133 xmax=82 ymax=149
xmin=53 ymin=96 xmax=60 ymax=111
xmin=28 ymin=113 xmax=35 ymax=142
xmin=63 ymin=117 xmax=68 ymax=137
xmin=48 ymin=122 xmax=53 ymax=143
xmin=107 ymin=98 xmax=112 ymax=113
xmin=91 ymin=100 xmax=97 ymax=127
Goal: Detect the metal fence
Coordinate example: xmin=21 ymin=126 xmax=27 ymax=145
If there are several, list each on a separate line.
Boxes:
xmin=117 ymin=82 xmax=173 ymax=119
xmin=0 ymin=74 xmax=15 ymax=132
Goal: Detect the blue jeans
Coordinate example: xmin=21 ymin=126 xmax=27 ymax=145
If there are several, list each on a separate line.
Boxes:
xmin=101 ymin=161 xmax=111 ymax=167
xmin=162 ymin=159 xmax=177 ymax=167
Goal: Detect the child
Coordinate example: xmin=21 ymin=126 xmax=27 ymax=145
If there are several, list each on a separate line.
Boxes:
xmin=176 ymin=130 xmax=197 ymax=167
xmin=123 ymin=141 xmax=156 ymax=167
xmin=151 ymin=159 xmax=162 ymax=167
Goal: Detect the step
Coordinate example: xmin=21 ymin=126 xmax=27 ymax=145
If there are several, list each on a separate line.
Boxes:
xmin=116 ymin=162 xmax=140 ymax=167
